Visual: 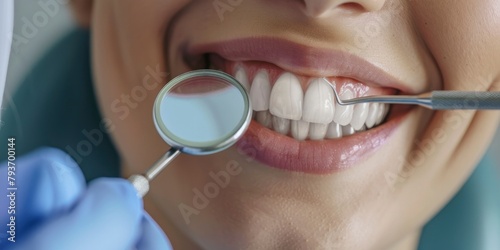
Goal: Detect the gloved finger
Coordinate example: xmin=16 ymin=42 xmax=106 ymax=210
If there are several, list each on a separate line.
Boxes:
xmin=136 ymin=213 xmax=172 ymax=250
xmin=11 ymin=178 xmax=143 ymax=250
xmin=0 ymin=148 xmax=85 ymax=235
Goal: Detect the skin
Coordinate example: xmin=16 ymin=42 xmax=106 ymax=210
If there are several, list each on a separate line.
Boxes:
xmin=72 ymin=0 xmax=500 ymax=249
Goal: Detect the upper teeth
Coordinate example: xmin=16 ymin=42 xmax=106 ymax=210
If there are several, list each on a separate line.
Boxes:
xmin=238 ymin=68 xmax=389 ymax=141
xmin=235 ymin=66 xmax=250 ymax=91
xmin=250 ymin=70 xmax=271 ymax=111
xmin=302 ymin=78 xmax=335 ymax=124
xmin=269 ymin=73 xmax=303 ymax=120
xmin=333 ymin=88 xmax=354 ymax=126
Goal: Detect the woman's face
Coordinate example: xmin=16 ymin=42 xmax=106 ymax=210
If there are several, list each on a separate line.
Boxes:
xmin=89 ymin=1 xmax=500 ymax=249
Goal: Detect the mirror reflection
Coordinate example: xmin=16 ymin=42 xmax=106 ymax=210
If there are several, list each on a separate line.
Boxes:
xmin=159 ymin=76 xmax=246 ymax=146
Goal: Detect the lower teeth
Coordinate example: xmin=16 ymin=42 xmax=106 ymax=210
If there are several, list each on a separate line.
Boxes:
xmin=254 ymin=108 xmax=388 ymax=141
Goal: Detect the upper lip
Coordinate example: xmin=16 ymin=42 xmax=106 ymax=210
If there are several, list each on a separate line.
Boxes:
xmin=186 ymin=37 xmax=410 ymax=93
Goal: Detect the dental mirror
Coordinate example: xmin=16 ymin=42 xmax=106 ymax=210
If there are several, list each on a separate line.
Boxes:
xmin=129 ymin=70 xmax=252 ymax=197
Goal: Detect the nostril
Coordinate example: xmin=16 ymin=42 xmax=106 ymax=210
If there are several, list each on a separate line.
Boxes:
xmin=302 ymin=1 xmax=377 ymax=17
xmin=339 ymin=2 xmax=366 ymax=12
xmin=301 ymin=0 xmax=386 ymax=16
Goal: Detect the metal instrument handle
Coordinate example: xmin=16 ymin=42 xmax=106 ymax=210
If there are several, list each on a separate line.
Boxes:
xmin=128 ymin=148 xmax=181 ymax=197
xmin=431 ymin=91 xmax=500 ymax=110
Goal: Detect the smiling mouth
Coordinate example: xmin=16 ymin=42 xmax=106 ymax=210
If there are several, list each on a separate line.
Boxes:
xmin=185 ymin=37 xmax=412 ymax=173
xmin=208 ymin=54 xmax=392 ymax=141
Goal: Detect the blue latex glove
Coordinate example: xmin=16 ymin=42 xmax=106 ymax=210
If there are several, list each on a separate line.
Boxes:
xmin=0 ymin=148 xmax=172 ymax=250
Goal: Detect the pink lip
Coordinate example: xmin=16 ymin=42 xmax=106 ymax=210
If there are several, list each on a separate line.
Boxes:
xmin=186 ymin=37 xmax=412 ymax=174
xmin=236 ymin=110 xmax=408 ymax=174
xmin=188 ymin=37 xmax=410 ymax=93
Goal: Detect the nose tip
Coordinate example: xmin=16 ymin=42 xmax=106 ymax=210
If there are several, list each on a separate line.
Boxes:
xmin=303 ymin=0 xmax=386 ymax=17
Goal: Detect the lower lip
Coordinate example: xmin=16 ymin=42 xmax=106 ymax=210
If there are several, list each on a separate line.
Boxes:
xmin=236 ymin=108 xmax=410 ymax=174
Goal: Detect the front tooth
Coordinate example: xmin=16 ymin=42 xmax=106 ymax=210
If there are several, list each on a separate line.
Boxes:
xmin=375 ymin=104 xmax=389 ymax=125
xmin=250 ymin=70 xmax=271 ymax=111
xmin=365 ymin=103 xmax=380 ymax=128
xmin=326 ymin=122 xmax=342 ymax=139
xmin=302 ymin=79 xmax=335 ymax=124
xmin=309 ymin=123 xmax=328 ymax=140
xmin=234 ymin=66 xmax=250 ymax=91
xmin=270 ymin=73 xmax=303 ymax=120
xmin=256 ymin=111 xmax=273 ymax=128
xmin=333 ymin=88 xmax=354 ymax=126
xmin=291 ymin=120 xmax=310 ymax=141
xmin=351 ymin=103 xmax=370 ymax=130
xmin=342 ymin=125 xmax=356 ymax=136
xmin=272 ymin=116 xmax=291 ymax=135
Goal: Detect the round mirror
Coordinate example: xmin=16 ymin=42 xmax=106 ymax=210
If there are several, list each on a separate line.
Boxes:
xmin=154 ymin=70 xmax=252 ymax=155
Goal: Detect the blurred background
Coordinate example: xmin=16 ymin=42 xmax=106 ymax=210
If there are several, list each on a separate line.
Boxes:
xmin=5 ymin=1 xmax=74 ymax=96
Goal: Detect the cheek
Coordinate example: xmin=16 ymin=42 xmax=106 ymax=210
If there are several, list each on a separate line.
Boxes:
xmin=411 ymin=0 xmax=500 ymax=90
xmin=90 ymin=1 xmax=193 ymax=172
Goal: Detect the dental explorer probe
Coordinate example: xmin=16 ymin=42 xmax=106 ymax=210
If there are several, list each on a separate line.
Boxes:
xmin=323 ymin=78 xmax=500 ymax=110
